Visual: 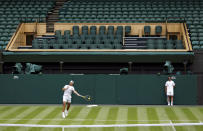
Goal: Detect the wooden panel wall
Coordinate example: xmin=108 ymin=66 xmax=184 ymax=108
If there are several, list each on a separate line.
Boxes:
xmin=24 ymin=23 xmax=46 ymax=35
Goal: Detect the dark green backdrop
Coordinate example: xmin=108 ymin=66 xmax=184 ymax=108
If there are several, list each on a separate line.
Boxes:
xmin=0 ymin=74 xmax=197 ymax=105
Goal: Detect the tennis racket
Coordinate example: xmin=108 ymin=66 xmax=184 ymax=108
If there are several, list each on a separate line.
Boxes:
xmin=81 ymin=95 xmax=91 ymax=101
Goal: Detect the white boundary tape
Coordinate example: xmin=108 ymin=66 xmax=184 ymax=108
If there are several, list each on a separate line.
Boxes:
xmin=0 ymin=123 xmax=203 ymax=128
xmin=0 ymin=119 xmax=200 ymax=122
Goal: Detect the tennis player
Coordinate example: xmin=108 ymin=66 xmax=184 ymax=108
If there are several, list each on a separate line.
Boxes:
xmin=62 ymin=80 xmax=82 ymax=118
xmin=165 ymin=77 xmax=175 ymax=106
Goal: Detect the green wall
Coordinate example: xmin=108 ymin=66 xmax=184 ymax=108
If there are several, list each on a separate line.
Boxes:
xmin=0 ymin=74 xmax=197 ymax=105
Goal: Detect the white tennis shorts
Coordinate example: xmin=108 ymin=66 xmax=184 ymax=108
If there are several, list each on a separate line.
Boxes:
xmin=167 ymin=91 xmax=174 ymax=96
xmin=63 ymin=96 xmax=71 ymax=103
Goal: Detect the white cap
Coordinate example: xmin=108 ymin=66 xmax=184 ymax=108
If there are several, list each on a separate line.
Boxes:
xmin=70 ymin=80 xmax=74 ymax=84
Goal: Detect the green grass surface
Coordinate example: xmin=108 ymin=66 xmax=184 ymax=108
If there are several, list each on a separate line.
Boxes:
xmin=0 ymin=105 xmax=203 ymax=131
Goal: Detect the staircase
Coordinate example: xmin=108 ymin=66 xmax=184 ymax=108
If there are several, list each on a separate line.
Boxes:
xmin=46 ymin=0 xmax=67 ymax=33
xmin=124 ymin=37 xmax=148 ymax=49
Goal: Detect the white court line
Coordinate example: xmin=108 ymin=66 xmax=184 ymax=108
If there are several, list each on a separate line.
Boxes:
xmin=0 ymin=123 xmax=203 ymax=128
xmin=170 ymin=120 xmax=176 ymax=131
xmin=0 ymin=119 xmax=200 ymax=122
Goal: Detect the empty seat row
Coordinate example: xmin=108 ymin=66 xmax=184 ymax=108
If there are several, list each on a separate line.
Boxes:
xmin=32 ymin=43 xmax=123 ymax=49
xmin=147 ymin=40 xmax=184 ymax=49
xmin=55 ymin=26 xmax=131 ymax=36
xmin=33 ymin=38 xmax=123 ymax=45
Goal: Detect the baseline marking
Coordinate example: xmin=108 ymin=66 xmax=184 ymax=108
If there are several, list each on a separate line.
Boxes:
xmin=0 ymin=123 xmax=203 ymax=128
xmin=0 ymin=119 xmax=199 ymax=122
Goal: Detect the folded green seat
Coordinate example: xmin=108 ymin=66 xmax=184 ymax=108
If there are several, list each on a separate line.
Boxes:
xmin=155 ymin=26 xmax=162 ymax=34
xmin=56 ymin=39 xmax=64 ymax=45
xmin=107 ymin=26 xmax=114 ymax=35
xmin=85 ymin=39 xmax=93 ymax=44
xmin=192 ymin=41 xmax=199 ymax=45
xmin=72 ymin=26 xmax=79 ymax=35
xmin=114 ymin=44 xmax=122 ymax=49
xmin=90 ymin=44 xmax=98 ymax=49
xmin=99 ymin=26 xmax=106 ymax=35
xmin=165 ymin=40 xmax=174 ymax=49
xmin=116 ymin=26 xmax=123 ymax=34
xmin=147 ymin=39 xmax=155 ymax=49
xmin=55 ymin=30 xmax=62 ymax=39
xmin=82 ymin=26 xmax=88 ymax=35
xmin=144 ymin=26 xmax=151 ymax=35
xmin=175 ymin=40 xmax=184 ymax=49
xmin=90 ymin=26 xmax=96 ymax=35
xmin=193 ymin=45 xmax=200 ymax=49
xmin=125 ymin=26 xmax=131 ymax=35
xmin=156 ymin=39 xmax=165 ymax=49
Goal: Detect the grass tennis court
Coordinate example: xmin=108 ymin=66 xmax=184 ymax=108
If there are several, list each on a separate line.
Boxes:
xmin=0 ymin=105 xmax=203 ymax=131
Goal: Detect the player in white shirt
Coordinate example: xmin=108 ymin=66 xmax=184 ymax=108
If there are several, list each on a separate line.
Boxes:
xmin=62 ymin=80 xmax=82 ymax=118
xmin=165 ymin=77 xmax=175 ymax=106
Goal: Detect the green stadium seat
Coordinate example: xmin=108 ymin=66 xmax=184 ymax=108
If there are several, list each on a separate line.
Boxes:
xmin=114 ymin=44 xmax=122 ymax=49
xmin=156 ymin=40 xmax=165 ymax=49
xmin=64 ymin=30 xmax=70 ymax=36
xmin=125 ymin=26 xmax=131 ymax=35
xmin=65 ymin=39 xmax=72 ymax=44
xmin=199 ymin=41 xmax=203 ymax=45
xmin=191 ymin=37 xmax=198 ymax=41
xmin=90 ymin=44 xmax=98 ymax=49
xmin=99 ymin=26 xmax=106 ymax=34
xmin=193 ymin=45 xmax=200 ymax=49
xmin=176 ymin=43 xmax=184 ymax=49
xmin=32 ymin=43 xmax=38 ymax=49
xmin=74 ymin=39 xmax=82 ymax=45
xmin=199 ymin=33 xmax=203 ymax=37
xmin=90 ymin=26 xmax=96 ymax=31
xmin=49 ymin=39 xmax=56 ymax=45
xmin=165 ymin=40 xmax=174 ymax=49
xmin=192 ymin=41 xmax=199 ymax=45
xmin=56 ymin=39 xmax=64 ymax=45
xmin=73 ymin=26 xmax=79 ymax=35
xmin=53 ymin=44 xmax=60 ymax=49
xmin=82 ymin=26 xmax=88 ymax=35
xmin=55 ymin=30 xmax=61 ymax=36
xmin=104 ymin=44 xmax=113 ymax=49
xmin=147 ymin=39 xmax=155 ymax=49
xmin=94 ymin=39 xmax=101 ymax=44
xmin=85 ymin=39 xmax=93 ymax=45
xmin=144 ymin=26 xmax=151 ymax=35
xmin=155 ymin=26 xmax=162 ymax=34
xmin=191 ymin=33 xmax=198 ymax=37
xmin=97 ymin=44 xmax=104 ymax=49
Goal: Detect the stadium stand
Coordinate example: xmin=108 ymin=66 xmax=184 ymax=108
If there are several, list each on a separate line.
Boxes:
xmin=0 ymin=0 xmax=200 ymax=50
xmin=28 ymin=21 xmax=187 ymax=50
xmin=0 ymin=0 xmax=200 ymax=74
xmin=32 ymin=25 xmax=124 ymax=49
xmin=0 ymin=0 xmax=55 ymax=50
xmin=58 ymin=0 xmax=203 ymax=50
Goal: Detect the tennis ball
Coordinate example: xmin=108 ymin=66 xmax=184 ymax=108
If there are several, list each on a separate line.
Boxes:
xmin=88 ymin=97 xmax=90 ymax=100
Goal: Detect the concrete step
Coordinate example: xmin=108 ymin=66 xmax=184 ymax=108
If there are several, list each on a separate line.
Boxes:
xmin=47 ymin=18 xmax=58 ymax=20
xmin=46 ymin=0 xmax=67 ymax=32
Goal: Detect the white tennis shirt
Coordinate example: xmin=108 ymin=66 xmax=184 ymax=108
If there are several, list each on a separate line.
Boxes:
xmin=63 ymin=85 xmax=75 ymax=98
xmin=165 ymin=80 xmax=175 ymax=92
